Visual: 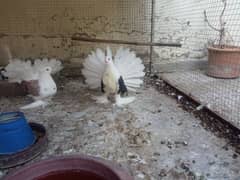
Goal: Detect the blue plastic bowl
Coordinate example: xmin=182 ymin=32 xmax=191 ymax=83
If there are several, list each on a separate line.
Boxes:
xmin=0 ymin=112 xmax=36 ymax=155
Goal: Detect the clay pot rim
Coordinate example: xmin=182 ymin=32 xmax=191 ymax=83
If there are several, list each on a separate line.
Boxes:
xmin=208 ymin=45 xmax=240 ymax=52
xmin=3 ymin=154 xmax=134 ymax=180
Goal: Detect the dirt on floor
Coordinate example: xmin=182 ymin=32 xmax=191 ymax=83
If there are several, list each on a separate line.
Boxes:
xmin=0 ymin=76 xmax=240 ymax=180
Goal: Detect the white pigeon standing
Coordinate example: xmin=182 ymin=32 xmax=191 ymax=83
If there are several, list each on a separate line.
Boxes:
xmin=3 ymin=58 xmax=62 ymax=109
xmin=82 ymin=46 xmax=145 ymax=107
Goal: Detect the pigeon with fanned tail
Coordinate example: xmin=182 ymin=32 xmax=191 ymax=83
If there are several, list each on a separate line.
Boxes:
xmin=3 ymin=58 xmax=63 ymax=109
xmin=82 ymin=47 xmax=145 ymax=107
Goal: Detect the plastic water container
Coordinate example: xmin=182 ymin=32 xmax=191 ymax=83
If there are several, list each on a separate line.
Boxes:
xmin=0 ymin=112 xmax=36 ymax=155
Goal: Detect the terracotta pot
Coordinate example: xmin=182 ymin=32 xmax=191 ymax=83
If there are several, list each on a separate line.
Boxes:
xmin=3 ymin=155 xmax=134 ymax=180
xmin=207 ymin=46 xmax=240 ymax=78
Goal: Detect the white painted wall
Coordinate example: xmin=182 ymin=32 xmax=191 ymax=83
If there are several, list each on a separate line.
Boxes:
xmin=153 ymin=0 xmax=240 ymax=67
xmin=0 ymin=0 xmax=239 ymax=72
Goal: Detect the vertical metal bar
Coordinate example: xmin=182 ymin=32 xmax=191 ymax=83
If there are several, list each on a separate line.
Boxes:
xmin=149 ymin=0 xmax=155 ymax=75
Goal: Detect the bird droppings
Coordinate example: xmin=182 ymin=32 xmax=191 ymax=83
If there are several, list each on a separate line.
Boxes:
xmin=0 ymin=76 xmax=240 ymax=179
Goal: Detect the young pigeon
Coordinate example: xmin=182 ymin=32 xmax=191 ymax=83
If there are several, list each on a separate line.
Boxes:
xmin=82 ymin=46 xmax=145 ymax=107
xmin=3 ymin=58 xmax=62 ymax=109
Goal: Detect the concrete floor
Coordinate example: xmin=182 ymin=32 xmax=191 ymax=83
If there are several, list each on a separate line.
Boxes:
xmin=0 ymin=77 xmax=240 ymax=180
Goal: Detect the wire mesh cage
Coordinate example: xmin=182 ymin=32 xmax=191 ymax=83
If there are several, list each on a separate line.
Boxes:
xmin=0 ymin=0 xmax=156 ymax=66
xmin=156 ymin=0 xmax=240 ymax=128
xmin=0 ymin=0 xmax=239 ymax=128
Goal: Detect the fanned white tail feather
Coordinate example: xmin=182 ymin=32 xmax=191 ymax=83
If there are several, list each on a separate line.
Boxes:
xmin=3 ymin=58 xmax=62 ymax=83
xmin=33 ymin=58 xmax=63 ymax=74
xmin=114 ymin=47 xmax=145 ymax=91
xmin=82 ymin=48 xmax=106 ymax=89
xmin=82 ymin=47 xmax=145 ymax=92
xmin=4 ymin=59 xmax=38 ymax=83
xmin=20 ymin=100 xmax=47 ymax=110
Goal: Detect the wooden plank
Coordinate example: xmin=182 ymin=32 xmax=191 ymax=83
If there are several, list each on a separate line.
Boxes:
xmin=72 ymin=36 xmax=182 ymax=47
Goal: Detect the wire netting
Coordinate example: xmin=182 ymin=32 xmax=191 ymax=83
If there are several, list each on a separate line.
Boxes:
xmin=0 ymin=0 xmax=239 ymax=127
xmin=0 ymin=0 xmax=153 ymax=42
xmin=154 ymin=0 xmax=240 ymax=128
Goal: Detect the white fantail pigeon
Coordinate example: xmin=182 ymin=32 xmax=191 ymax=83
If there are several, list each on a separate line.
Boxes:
xmin=82 ymin=47 xmax=145 ymax=107
xmin=3 ymin=58 xmax=63 ymax=109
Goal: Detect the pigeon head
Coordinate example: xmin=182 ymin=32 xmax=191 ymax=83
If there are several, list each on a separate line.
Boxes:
xmin=105 ymin=47 xmax=113 ymax=64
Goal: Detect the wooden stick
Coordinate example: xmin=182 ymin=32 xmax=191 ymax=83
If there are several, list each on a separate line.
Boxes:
xmin=71 ymin=36 xmax=182 ymax=47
